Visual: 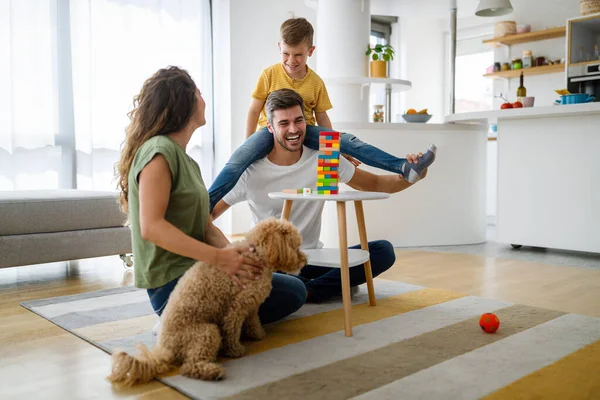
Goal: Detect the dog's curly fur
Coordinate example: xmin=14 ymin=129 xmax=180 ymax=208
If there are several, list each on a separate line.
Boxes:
xmin=107 ymin=218 xmax=307 ymax=386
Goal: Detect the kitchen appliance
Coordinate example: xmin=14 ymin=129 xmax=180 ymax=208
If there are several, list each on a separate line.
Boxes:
xmin=567 ymin=62 xmax=600 ymax=100
xmin=566 ymin=14 xmax=600 ymax=101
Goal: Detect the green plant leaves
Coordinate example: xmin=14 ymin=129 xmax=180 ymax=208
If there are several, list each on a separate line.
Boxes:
xmin=366 ymin=43 xmax=395 ymax=61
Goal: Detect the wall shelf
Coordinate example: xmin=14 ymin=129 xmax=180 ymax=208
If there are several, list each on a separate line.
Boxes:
xmin=325 ymin=77 xmax=412 ymax=92
xmin=484 ymin=64 xmax=565 ymax=79
xmin=483 ymin=26 xmax=566 ymax=47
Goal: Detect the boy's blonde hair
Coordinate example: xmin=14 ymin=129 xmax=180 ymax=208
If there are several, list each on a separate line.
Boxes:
xmin=280 ymin=17 xmax=314 ymax=47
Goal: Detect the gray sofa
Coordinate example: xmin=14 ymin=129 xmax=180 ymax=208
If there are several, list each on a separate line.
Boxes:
xmin=0 ymin=189 xmax=132 ymax=268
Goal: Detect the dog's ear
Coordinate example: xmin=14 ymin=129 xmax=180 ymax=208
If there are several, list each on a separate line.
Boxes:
xmin=247 ymin=218 xmax=306 ymax=273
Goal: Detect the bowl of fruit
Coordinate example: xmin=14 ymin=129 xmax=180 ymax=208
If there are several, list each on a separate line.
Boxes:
xmin=402 ymin=109 xmax=432 ymax=123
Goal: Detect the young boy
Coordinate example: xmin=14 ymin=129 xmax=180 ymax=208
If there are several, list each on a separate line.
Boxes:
xmin=207 ymin=17 xmax=436 ymax=211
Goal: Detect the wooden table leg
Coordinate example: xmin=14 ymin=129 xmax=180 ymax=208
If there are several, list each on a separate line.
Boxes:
xmin=355 ymin=200 xmax=376 ymax=306
xmin=281 ymin=200 xmax=293 ymax=220
xmin=336 ymin=201 xmax=352 ymax=337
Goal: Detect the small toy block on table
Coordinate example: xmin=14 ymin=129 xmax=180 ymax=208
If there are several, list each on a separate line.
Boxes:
xmin=283 ymin=188 xmax=313 ymax=195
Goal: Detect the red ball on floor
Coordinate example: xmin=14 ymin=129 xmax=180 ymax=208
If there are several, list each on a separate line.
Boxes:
xmin=479 ymin=312 xmax=500 ymax=333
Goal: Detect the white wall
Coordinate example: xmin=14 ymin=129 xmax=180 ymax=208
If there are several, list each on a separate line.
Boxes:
xmin=370 ymin=2 xmax=447 ymax=122
xmin=212 ymin=0 xmax=316 ymax=235
xmin=394 ymin=17 xmax=446 ymax=122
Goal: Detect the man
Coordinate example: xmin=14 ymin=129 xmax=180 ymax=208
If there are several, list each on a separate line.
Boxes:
xmin=212 ymin=88 xmax=431 ymax=303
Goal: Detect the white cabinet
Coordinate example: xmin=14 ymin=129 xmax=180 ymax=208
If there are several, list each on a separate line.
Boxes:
xmin=497 ymin=113 xmax=600 ymax=253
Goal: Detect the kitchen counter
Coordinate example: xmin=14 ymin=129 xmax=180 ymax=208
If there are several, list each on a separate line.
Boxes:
xmin=446 ymin=103 xmax=600 ymax=254
xmin=445 ymin=102 xmax=600 ymax=123
xmin=318 ymin=122 xmax=487 ymax=248
xmin=332 ymin=122 xmax=486 ymax=130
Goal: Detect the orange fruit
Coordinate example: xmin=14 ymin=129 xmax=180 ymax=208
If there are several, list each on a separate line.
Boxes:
xmin=406 ymin=109 xmax=417 ymax=114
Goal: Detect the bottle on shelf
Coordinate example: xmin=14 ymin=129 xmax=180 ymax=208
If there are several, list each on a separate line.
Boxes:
xmin=522 ymin=50 xmax=533 ymax=68
xmin=372 ymin=105 xmax=384 ymax=123
xmin=516 ymin=71 xmax=526 ymax=100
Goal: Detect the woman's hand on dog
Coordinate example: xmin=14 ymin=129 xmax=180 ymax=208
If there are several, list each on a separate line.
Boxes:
xmin=216 ymin=247 xmax=264 ymax=287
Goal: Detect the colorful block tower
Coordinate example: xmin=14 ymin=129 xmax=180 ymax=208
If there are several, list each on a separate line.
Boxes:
xmin=317 ymin=131 xmax=340 ymax=194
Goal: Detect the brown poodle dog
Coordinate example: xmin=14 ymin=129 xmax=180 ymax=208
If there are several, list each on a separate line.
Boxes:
xmin=107 ymin=217 xmax=307 ymax=386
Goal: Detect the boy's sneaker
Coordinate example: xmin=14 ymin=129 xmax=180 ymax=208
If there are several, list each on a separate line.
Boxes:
xmin=401 ymin=144 xmax=437 ymax=184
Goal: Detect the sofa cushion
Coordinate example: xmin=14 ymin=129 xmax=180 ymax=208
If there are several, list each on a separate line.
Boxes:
xmin=0 ymin=227 xmax=132 ymax=268
xmin=0 ymin=189 xmax=128 ymax=235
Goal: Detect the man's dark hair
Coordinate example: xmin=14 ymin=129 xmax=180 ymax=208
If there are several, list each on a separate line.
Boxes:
xmin=265 ymin=89 xmax=305 ymax=125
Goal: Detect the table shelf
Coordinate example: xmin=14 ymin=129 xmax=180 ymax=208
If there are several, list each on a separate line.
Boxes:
xmin=303 ymin=248 xmax=370 ymax=268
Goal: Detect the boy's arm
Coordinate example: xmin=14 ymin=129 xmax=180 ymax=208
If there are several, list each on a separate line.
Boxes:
xmin=246 ymin=98 xmax=265 ymax=139
xmin=315 ymin=111 xmax=333 ymax=129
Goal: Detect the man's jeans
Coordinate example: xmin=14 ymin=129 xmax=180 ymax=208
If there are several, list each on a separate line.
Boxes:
xmin=208 ymin=125 xmax=408 ymax=211
xmin=298 ymin=239 xmax=396 ymax=303
xmin=147 ymin=272 xmax=307 ymax=325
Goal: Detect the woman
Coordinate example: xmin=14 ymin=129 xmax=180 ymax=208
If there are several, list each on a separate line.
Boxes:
xmin=116 ymin=66 xmax=306 ymax=325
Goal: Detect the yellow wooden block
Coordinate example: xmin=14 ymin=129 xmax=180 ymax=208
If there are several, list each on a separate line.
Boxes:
xmin=324 ymin=190 xmax=331 ymax=195
xmin=331 ymin=159 xmax=339 ymax=164
xmin=317 ymin=182 xmax=323 ymax=187
xmin=318 ymin=174 xmax=324 ymax=179
xmin=332 ymin=143 xmax=340 ymax=148
xmin=317 ymin=166 xmax=324 ymax=171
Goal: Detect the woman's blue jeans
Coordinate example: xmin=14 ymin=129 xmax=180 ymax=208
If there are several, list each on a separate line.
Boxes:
xmin=147 ymin=272 xmax=307 ymax=325
xmin=208 ymin=125 xmax=408 ymax=211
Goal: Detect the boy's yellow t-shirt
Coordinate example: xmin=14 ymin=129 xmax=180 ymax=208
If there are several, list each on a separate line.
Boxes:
xmin=252 ymin=63 xmax=332 ymax=129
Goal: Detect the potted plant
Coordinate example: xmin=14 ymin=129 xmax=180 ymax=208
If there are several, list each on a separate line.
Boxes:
xmin=366 ymin=43 xmax=395 ymax=78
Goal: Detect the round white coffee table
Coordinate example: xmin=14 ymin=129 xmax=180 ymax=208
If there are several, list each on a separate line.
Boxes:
xmin=268 ymin=190 xmax=390 ymax=337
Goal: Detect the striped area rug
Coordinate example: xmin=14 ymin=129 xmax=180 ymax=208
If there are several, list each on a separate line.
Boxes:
xmin=21 ymin=279 xmax=600 ymax=400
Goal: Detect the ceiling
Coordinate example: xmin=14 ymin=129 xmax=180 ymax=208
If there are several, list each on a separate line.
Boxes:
xmin=370 ymin=0 xmax=579 ymax=29
xmin=371 ymin=0 xmax=483 ymax=20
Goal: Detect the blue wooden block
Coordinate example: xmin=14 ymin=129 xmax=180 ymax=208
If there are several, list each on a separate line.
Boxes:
xmin=318 ymin=154 xmax=341 ymax=160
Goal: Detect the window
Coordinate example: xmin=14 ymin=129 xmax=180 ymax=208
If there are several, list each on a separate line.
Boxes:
xmin=370 ymin=30 xmax=387 ymax=47
xmin=450 ymin=28 xmax=495 ymax=114
xmin=454 ymin=51 xmax=494 ymax=113
xmin=0 ymin=0 xmax=214 ymax=191
xmin=370 ymin=15 xmax=396 ymax=47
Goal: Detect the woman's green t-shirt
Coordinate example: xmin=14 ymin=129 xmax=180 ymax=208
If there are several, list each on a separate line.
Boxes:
xmin=128 ymin=135 xmax=209 ymax=289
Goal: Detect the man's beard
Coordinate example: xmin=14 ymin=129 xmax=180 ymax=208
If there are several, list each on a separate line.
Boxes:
xmin=275 ymin=130 xmax=304 ymax=152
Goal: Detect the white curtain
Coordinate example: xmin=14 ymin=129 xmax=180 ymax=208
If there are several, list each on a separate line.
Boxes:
xmin=0 ymin=0 xmax=214 ymax=191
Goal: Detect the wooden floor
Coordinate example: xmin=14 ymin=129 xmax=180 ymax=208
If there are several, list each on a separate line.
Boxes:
xmin=1 ymin=249 xmax=599 ymax=399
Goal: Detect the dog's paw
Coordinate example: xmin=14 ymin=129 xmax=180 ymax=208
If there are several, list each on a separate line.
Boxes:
xmin=245 ymin=326 xmax=266 ymax=341
xmin=181 ymin=361 xmax=226 ymax=381
xmin=223 ymin=344 xmax=246 ymax=358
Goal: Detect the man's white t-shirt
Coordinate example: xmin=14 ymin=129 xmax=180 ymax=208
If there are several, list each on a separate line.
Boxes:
xmin=222 ymin=146 xmax=356 ymax=249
